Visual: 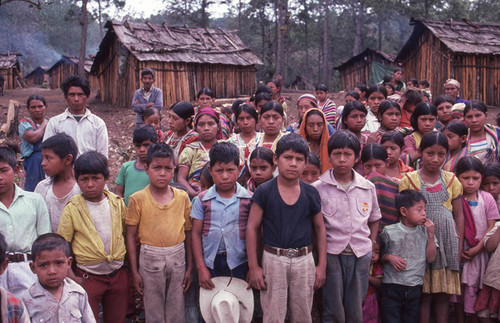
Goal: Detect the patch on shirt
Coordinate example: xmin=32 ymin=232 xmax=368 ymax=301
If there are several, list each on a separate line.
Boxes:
xmin=362 ymin=202 xmax=369 ymax=213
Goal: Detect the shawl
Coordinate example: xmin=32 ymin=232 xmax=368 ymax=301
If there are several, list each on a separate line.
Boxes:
xmin=298 ymin=108 xmax=332 ymax=173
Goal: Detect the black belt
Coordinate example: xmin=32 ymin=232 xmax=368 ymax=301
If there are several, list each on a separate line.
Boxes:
xmin=264 ymin=245 xmax=313 ymax=258
xmin=7 ymin=253 xmax=33 ymax=262
xmin=80 ymin=266 xmax=123 ymax=279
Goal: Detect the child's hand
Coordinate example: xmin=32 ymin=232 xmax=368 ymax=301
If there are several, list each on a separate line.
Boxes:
xmin=314 ymin=266 xmax=326 ymax=289
xmin=388 ymin=255 xmax=407 ymax=272
xmin=198 ymin=266 xmax=215 ymax=290
xmin=463 ymin=244 xmax=482 ymax=260
xmin=367 ymin=131 xmax=382 ymax=144
xmin=247 ymin=266 xmax=266 ymax=290
xmin=183 ymin=268 xmax=192 ymax=294
xmin=133 ymin=272 xmax=144 ymax=295
xmin=424 ymin=219 xmax=435 ymax=237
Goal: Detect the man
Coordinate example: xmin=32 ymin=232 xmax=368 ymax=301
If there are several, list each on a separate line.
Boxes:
xmin=43 ymin=75 xmax=108 ymax=158
xmin=392 ymin=68 xmax=406 ymax=93
xmin=132 ymin=68 xmax=163 ymax=126
xmin=444 ymin=79 xmax=468 ymax=104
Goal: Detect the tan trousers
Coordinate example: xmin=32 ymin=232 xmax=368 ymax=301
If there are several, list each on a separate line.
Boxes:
xmin=260 ymin=250 xmax=315 ymax=323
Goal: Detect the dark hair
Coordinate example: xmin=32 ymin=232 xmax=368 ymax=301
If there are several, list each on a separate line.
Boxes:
xmin=142 ymin=107 xmax=161 ymax=121
xmin=61 ymin=75 xmax=90 ymax=97
xmin=221 ymin=106 xmax=232 ymax=116
xmin=433 ymin=96 xmax=454 ymax=108
xmin=393 ymin=68 xmax=403 ymax=73
xmin=423 ymin=92 xmax=431 ymax=101
xmin=200 ymin=163 xmax=214 ymax=187
xmin=419 ymin=131 xmax=449 ymax=152
xmin=410 ymin=102 xmax=437 ymax=131
xmin=367 ymin=84 xmax=387 ymax=99
xmin=455 ymin=156 xmax=484 ymax=177
xmin=382 ymin=75 xmax=393 ymax=83
xmin=255 ymin=85 xmax=273 ymax=96
xmin=407 ymin=78 xmax=419 ymax=87
xmin=41 ymin=133 xmax=78 ymax=165
xmin=267 ymin=79 xmax=280 ymax=89
xmin=345 ymin=91 xmax=360 ymax=100
xmin=419 ymin=80 xmax=430 ymax=88
xmin=249 ymin=147 xmax=274 ymax=166
xmin=396 ymin=189 xmax=426 ymax=216
xmin=209 ymin=142 xmax=240 ymax=168
xmin=275 ymin=133 xmax=309 ymax=159
xmin=305 ymin=109 xmax=325 ymax=123
xmin=316 ymin=84 xmax=328 ymax=92
xmin=74 ymin=151 xmax=109 ymax=179
xmin=402 ymin=89 xmax=424 ymax=110
xmin=444 ymin=121 xmax=468 ymax=147
xmin=141 ymin=68 xmax=155 ymax=79
xmin=355 ymin=84 xmax=368 ymax=93
xmin=133 ymin=125 xmax=158 ymax=144
xmin=380 ymin=131 xmax=405 ymax=148
xmin=146 ymin=142 xmax=175 ymax=166
xmin=484 ymin=163 xmax=500 ymax=180
xmin=170 ymin=101 xmax=195 ymax=121
xmin=231 ymin=100 xmax=246 ymax=113
xmin=0 ymin=146 xmax=18 ymax=169
xmin=384 ymin=82 xmax=395 ymax=92
xmin=327 ymin=130 xmax=361 ymax=157
xmin=378 ymin=100 xmax=401 ymax=117
xmin=307 ymin=152 xmax=321 ymax=169
xmin=0 ymin=233 xmax=7 ymax=265
xmin=260 ymin=101 xmax=284 ymax=117
xmin=234 ymin=103 xmax=258 ymax=123
xmin=464 ymin=100 xmax=488 ymax=116
xmin=197 ymin=88 xmax=214 ymax=99
xmin=254 ymin=92 xmax=272 ymax=107
xmin=361 ymin=143 xmax=388 ymax=163
xmin=31 ymin=233 xmax=71 ymax=260
xmin=27 ymin=94 xmax=47 ymax=108
xmin=342 ymin=101 xmax=367 ymax=129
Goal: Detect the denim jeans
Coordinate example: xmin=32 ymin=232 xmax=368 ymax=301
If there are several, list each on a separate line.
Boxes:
xmin=209 ymin=253 xmax=248 ymax=280
xmin=381 ymin=283 xmax=422 ymax=323
xmin=322 ymin=252 xmax=371 ymax=323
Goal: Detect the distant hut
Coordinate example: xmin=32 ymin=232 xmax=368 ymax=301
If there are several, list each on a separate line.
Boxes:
xmin=25 ymin=66 xmax=49 ymax=87
xmin=0 ymin=52 xmax=25 ymax=90
xmin=396 ymin=17 xmax=500 ymax=106
xmin=47 ymin=55 xmax=98 ymax=90
xmin=91 ymin=20 xmax=263 ymax=108
xmin=335 ymin=48 xmax=396 ymax=90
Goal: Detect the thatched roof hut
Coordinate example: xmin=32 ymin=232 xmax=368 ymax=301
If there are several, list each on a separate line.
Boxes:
xmin=0 ymin=53 xmax=24 ymax=90
xmin=25 ymin=66 xmax=50 ymax=87
xmin=396 ymin=17 xmax=500 ymax=106
xmin=91 ymin=20 xmax=263 ymax=108
xmin=47 ymin=55 xmax=97 ymax=90
xmin=335 ymin=48 xmax=396 ymax=90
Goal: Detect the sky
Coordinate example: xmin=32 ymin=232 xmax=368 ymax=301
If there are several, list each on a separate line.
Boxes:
xmin=110 ymin=0 xmax=231 ymax=19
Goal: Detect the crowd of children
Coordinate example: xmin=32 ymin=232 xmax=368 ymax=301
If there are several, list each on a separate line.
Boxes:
xmin=2 ymin=72 xmax=500 ymax=323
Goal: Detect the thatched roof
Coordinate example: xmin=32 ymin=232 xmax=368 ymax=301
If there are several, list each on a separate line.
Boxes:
xmin=334 ymin=48 xmax=395 ymax=70
xmin=47 ymin=55 xmax=93 ymax=74
xmin=92 ymin=20 xmax=263 ymax=71
xmin=0 ymin=53 xmax=22 ymax=70
xmin=397 ymin=17 xmax=500 ymax=61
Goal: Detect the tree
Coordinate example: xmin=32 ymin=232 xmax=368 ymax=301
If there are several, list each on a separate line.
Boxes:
xmin=0 ymin=0 xmax=48 ymax=8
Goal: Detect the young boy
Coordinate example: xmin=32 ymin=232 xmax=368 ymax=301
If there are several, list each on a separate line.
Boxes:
xmin=22 ymin=233 xmax=95 ymax=322
xmin=191 ymin=142 xmax=252 ymax=289
xmin=312 ymin=130 xmax=381 ymax=323
xmin=115 ymin=125 xmax=157 ymax=206
xmin=247 ymin=133 xmax=327 ymax=323
xmin=57 ymin=151 xmax=128 ymax=322
xmin=0 ymin=232 xmax=30 ymax=322
xmin=126 ymin=143 xmax=193 ymax=322
xmin=0 ymin=146 xmax=50 ymax=299
xmin=380 ymin=189 xmax=437 ymax=323
xmin=35 ymin=133 xmax=80 ymax=232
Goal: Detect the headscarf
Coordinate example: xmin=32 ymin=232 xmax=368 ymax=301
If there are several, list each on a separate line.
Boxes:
xmin=451 ymin=103 xmax=466 ymax=119
xmin=195 ymin=107 xmax=219 ymax=126
xmin=299 ymin=108 xmax=333 ymax=173
xmin=297 ymin=94 xmax=318 ymax=109
xmin=445 ymin=78 xmax=461 ymax=89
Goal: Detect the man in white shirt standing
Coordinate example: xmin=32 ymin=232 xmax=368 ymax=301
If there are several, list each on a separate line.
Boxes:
xmin=43 ymin=75 xmax=108 ymax=158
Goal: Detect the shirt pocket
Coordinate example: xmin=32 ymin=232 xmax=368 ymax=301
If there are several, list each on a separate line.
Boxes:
xmin=322 ymin=197 xmax=339 ymax=218
xmin=69 ymin=309 xmax=83 ymax=321
xmin=356 ymin=196 xmax=372 ymax=217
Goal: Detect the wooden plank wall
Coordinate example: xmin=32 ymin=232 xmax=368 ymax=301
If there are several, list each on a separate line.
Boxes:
xmin=0 ymin=68 xmax=17 ymax=90
xmin=50 ymin=63 xmax=98 ymax=91
xmin=337 ymin=54 xmax=396 ymax=90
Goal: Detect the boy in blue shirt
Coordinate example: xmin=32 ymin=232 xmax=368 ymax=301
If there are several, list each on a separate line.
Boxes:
xmin=191 ymin=142 xmax=252 ymax=289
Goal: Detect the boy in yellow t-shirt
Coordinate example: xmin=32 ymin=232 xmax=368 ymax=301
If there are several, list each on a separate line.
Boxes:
xmin=126 ymin=142 xmax=193 ymax=323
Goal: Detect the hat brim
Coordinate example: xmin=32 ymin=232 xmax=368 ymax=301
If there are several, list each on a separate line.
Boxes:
xmin=200 ymin=276 xmax=254 ymax=323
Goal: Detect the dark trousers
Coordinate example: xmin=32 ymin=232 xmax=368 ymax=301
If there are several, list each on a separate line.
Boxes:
xmin=381 ymin=283 xmax=422 ymax=323
xmin=209 ymin=253 xmax=248 ymax=280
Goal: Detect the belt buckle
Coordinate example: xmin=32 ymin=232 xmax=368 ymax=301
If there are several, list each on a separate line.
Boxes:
xmin=285 ymin=249 xmax=298 ymax=257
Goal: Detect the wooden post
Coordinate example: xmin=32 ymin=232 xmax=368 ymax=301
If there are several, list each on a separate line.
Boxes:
xmin=1 ymin=100 xmax=20 ymax=136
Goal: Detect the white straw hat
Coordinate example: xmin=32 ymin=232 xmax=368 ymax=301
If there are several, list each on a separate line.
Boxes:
xmin=199 ymin=276 xmax=254 ymax=323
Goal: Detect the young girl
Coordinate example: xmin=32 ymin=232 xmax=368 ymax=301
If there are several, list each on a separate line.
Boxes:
xmin=315 ymin=83 xmax=337 ymax=127
xmin=287 ymin=94 xmax=319 ymax=133
xmin=253 ymin=90 xmax=272 ymax=114
xmin=399 ymin=89 xmax=424 ymax=128
xmin=364 ymin=84 xmax=387 ymax=133
xmin=381 ymin=131 xmax=414 ymax=182
xmin=377 ymin=100 xmax=401 ymax=134
xmin=142 ymin=107 xmax=164 ymax=141
xmin=300 ymin=152 xmax=321 ymax=184
xmin=20 ymin=94 xmax=48 ymax=191
xmin=247 ymin=147 xmax=275 ymax=192
xmin=355 ymin=83 xmax=368 ymax=103
xmin=335 ymin=91 xmax=360 ymax=130
xmin=362 ymin=242 xmax=383 ymax=323
xmin=434 ymin=95 xmax=455 ymax=132
xmin=404 ymin=102 xmax=437 ymax=167
xmin=341 ymin=100 xmax=368 ymax=174
xmin=298 ymin=108 xmax=333 ymax=173
xmin=482 ymin=163 xmax=500 ymax=212
xmin=464 ymin=100 xmax=500 ymax=164
xmin=196 ymin=88 xmax=231 ymax=139
xmin=399 ymin=131 xmax=464 ymax=323
xmin=251 ymin=101 xmax=286 ymax=153
xmin=178 ymin=108 xmax=219 ymax=197
xmin=165 ymin=101 xmax=197 ymax=160
xmin=362 ymin=143 xmax=400 ymax=229
xmin=229 ymin=103 xmax=258 ymax=164
xmin=443 ymin=121 xmax=468 ymax=172
xmin=454 ymin=156 xmax=500 ymax=321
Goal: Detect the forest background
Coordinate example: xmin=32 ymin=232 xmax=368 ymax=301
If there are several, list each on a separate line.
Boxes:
xmin=1 ymin=0 xmax=500 ymax=91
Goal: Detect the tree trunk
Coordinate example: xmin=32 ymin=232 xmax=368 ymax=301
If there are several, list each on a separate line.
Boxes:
xmin=322 ymin=0 xmax=329 ymax=85
xmin=377 ymin=15 xmax=383 ymax=50
xmin=275 ymin=0 xmax=282 ymax=76
xmin=98 ymin=0 xmax=103 ymax=39
xmin=283 ymin=0 xmax=289 ymax=83
xmin=352 ymin=2 xmax=364 ymax=56
xmin=78 ymin=0 xmax=88 ymax=78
